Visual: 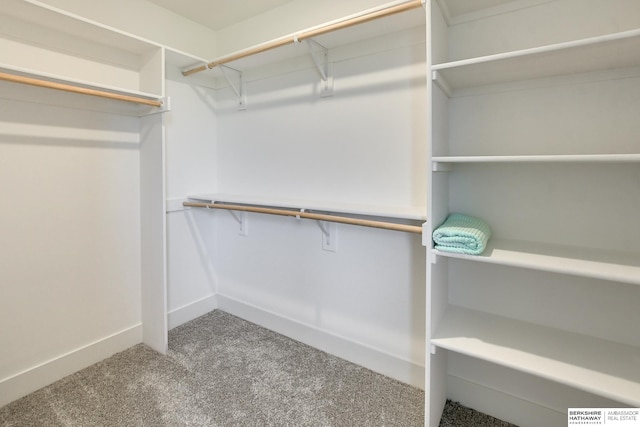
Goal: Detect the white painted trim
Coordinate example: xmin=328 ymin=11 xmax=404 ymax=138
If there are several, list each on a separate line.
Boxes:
xmin=168 ymin=294 xmax=218 ymax=330
xmin=216 ymin=294 xmax=425 ymax=389
xmin=0 ymin=324 xmax=142 ymax=408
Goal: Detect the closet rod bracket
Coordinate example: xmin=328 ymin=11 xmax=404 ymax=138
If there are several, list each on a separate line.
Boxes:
xmin=227 ymin=209 xmax=249 ymax=236
xmin=139 ymin=96 xmax=171 ymax=117
xmin=219 ymin=65 xmax=247 ymax=110
xmin=301 ymin=38 xmax=334 ymax=97
xmin=317 ymin=220 xmax=337 ymax=252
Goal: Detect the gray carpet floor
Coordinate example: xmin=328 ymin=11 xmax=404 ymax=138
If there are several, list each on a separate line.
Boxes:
xmin=0 ymin=310 xmax=516 ymax=426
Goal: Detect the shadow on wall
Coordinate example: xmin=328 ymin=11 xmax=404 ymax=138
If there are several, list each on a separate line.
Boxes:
xmin=0 ymin=83 xmax=141 ymax=149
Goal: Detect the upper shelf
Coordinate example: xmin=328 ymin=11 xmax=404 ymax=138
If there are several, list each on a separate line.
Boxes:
xmin=0 ymin=0 xmax=165 ymax=102
xmin=182 ymin=0 xmax=426 ymax=78
xmin=432 ymin=28 xmax=640 ymax=94
xmin=187 ymin=193 xmax=427 ymax=221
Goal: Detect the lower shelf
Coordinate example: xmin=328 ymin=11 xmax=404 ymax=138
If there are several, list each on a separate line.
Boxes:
xmin=432 ymin=239 xmax=640 ymax=286
xmin=431 ymin=305 xmax=640 ymax=406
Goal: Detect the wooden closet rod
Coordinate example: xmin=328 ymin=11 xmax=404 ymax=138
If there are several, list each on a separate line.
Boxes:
xmin=183 ymin=201 xmax=424 ymax=234
xmin=182 ymin=0 xmax=424 ymax=76
xmin=0 ymin=72 xmax=163 ymax=107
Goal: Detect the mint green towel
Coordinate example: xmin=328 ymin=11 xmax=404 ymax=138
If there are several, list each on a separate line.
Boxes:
xmin=432 ymin=213 xmax=491 ymax=255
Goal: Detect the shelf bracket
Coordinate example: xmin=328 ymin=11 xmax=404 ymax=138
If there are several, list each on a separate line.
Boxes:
xmin=228 ymin=210 xmax=249 ymax=236
xmin=430 ymin=344 xmax=438 ymax=355
xmin=219 ymin=65 xmax=246 ymax=110
xmin=432 ymin=70 xmax=453 ymax=98
xmin=317 ymin=220 xmax=337 ymax=251
xmin=432 ymin=161 xmax=453 ymax=172
xmin=138 ymin=96 xmax=171 ymax=117
xmin=303 ymin=38 xmax=334 ymax=97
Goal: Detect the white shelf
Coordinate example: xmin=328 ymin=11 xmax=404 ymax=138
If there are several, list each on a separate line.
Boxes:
xmin=432 ymin=28 xmax=640 ymax=93
xmin=0 ymin=0 xmax=165 ymax=97
xmin=187 ymin=193 xmax=427 ymax=221
xmin=433 ymin=154 xmax=640 ymax=165
xmin=0 ymin=63 xmax=162 ymax=100
xmin=432 ymin=305 xmax=640 ymax=406
xmin=1 ymin=0 xmax=159 ymax=55
xmin=0 ymin=64 xmax=164 ymax=116
xmin=182 ymin=0 xmax=425 ymax=80
xmin=433 ymin=239 xmax=640 ymax=286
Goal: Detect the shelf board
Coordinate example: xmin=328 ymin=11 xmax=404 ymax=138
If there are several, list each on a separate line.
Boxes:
xmin=431 ymin=28 xmax=640 ymax=92
xmin=433 ymin=239 xmax=640 ymax=286
xmin=184 ymin=0 xmax=425 ymax=76
xmin=432 ymin=154 xmax=640 ymax=168
xmin=432 ymin=305 xmax=640 ymax=406
xmin=187 ymin=193 xmax=427 ymax=221
xmin=0 ymin=63 xmax=162 ymax=100
xmin=2 ymin=0 xmax=160 ymax=55
xmin=0 ymin=63 xmax=164 ymax=116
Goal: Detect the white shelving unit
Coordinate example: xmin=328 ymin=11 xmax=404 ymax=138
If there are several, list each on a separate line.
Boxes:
xmin=0 ymin=0 xmax=166 ymax=115
xmin=427 ymin=0 xmax=640 ymax=425
xmin=0 ymin=0 xmax=174 ymax=354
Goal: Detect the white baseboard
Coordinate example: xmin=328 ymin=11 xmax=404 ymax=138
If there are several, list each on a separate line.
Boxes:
xmin=216 ymin=294 xmax=425 ymax=389
xmin=447 ymin=374 xmax=566 ymax=427
xmin=0 ymin=324 xmax=142 ymax=408
xmin=168 ymin=294 xmax=218 ymax=330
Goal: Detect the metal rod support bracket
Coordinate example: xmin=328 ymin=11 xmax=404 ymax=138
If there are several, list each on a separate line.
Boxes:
xmin=303 ymin=38 xmax=334 ymax=97
xmin=219 ymin=65 xmax=246 ymax=110
xmin=317 ymin=220 xmax=337 ymax=251
xmin=227 ymin=209 xmax=249 ymax=235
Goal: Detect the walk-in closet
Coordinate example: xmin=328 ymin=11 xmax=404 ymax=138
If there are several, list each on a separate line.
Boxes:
xmin=0 ymin=0 xmax=638 ymax=426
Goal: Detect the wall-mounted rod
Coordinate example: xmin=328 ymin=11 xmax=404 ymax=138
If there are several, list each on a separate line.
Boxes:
xmin=182 ymin=0 xmax=424 ymax=76
xmin=183 ymin=201 xmax=423 ymax=234
xmin=0 ymin=72 xmax=163 ymax=107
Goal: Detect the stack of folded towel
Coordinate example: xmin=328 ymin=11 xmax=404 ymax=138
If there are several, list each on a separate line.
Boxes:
xmin=432 ymin=213 xmax=491 ymax=255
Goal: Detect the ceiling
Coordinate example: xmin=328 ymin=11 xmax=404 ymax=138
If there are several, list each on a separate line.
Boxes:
xmin=147 ymin=0 xmax=293 ymax=30
xmin=443 ymin=0 xmax=515 ymax=17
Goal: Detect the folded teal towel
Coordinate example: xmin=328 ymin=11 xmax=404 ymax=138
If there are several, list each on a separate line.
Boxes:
xmin=432 ymin=213 xmax=491 ymax=255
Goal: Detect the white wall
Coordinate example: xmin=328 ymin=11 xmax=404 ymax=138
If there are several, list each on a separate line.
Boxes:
xmin=164 ymin=65 xmax=218 ymax=328
xmin=215 ymin=38 xmax=427 ymax=207
xmin=207 ymin=30 xmax=427 ymax=386
xmin=0 ymin=89 xmax=143 ymax=405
